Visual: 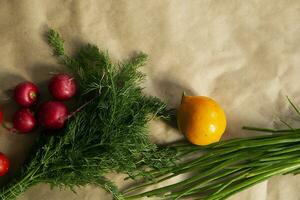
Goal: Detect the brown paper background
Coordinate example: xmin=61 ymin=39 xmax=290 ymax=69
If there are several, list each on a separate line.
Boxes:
xmin=0 ymin=0 xmax=300 ymax=199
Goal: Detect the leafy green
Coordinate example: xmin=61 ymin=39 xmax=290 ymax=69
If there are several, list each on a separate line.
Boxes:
xmin=0 ymin=29 xmax=177 ymax=200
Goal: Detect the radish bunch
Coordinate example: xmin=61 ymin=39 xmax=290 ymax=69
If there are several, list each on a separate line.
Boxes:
xmin=11 ymin=73 xmax=76 ymax=133
xmin=0 ymin=73 xmax=76 ymax=177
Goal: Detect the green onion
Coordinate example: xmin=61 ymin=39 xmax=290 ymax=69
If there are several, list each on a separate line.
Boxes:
xmin=124 ymin=126 xmax=300 ymax=199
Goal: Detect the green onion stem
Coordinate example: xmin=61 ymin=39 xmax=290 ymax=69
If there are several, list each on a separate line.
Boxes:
xmin=242 ymin=126 xmax=300 ymax=133
xmin=204 ymin=161 xmax=300 ymax=200
xmin=124 ymin=131 xmax=300 ymax=200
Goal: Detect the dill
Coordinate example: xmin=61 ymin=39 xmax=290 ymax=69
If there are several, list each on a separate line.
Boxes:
xmin=0 ymin=29 xmax=177 ymax=200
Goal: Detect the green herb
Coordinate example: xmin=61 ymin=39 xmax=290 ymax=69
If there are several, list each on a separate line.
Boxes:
xmin=123 ymin=100 xmax=300 ymax=200
xmin=0 ymin=29 xmax=177 ymax=200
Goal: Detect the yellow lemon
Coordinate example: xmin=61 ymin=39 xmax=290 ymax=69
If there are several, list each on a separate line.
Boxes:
xmin=177 ymin=94 xmax=227 ymax=145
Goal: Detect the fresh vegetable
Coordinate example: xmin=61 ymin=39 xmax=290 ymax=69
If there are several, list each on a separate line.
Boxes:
xmin=0 ymin=153 xmax=9 ymax=176
xmin=13 ymin=108 xmax=36 ymax=133
xmin=0 ymin=29 xmax=175 ymax=200
xmin=3 ymin=28 xmax=299 ymax=200
xmin=125 ymin=130 xmax=300 ymax=200
xmin=48 ymin=73 xmax=77 ymax=100
xmin=38 ymin=101 xmax=68 ymax=130
xmin=123 ymin=99 xmax=300 ymax=200
xmin=14 ymin=82 xmax=39 ymax=107
xmin=177 ymin=94 xmax=226 ymax=145
xmin=0 ymin=107 xmax=3 ymax=124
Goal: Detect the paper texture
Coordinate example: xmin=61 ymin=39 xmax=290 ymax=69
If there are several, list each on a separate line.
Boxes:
xmin=0 ymin=0 xmax=299 ymax=199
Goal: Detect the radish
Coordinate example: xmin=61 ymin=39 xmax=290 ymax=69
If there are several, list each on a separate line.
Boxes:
xmin=38 ymin=101 xmax=69 ymax=130
xmin=14 ymin=82 xmax=39 ymax=107
xmin=13 ymin=108 xmax=37 ymax=133
xmin=0 ymin=153 xmax=9 ymax=176
xmin=48 ymin=74 xmax=77 ymax=101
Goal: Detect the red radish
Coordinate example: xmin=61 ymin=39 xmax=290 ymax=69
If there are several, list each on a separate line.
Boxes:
xmin=0 ymin=153 xmax=9 ymax=176
xmin=0 ymin=107 xmax=3 ymax=124
xmin=14 ymin=82 xmax=39 ymax=107
xmin=38 ymin=101 xmax=69 ymax=130
xmin=48 ymin=74 xmax=77 ymax=101
xmin=13 ymin=108 xmax=37 ymax=133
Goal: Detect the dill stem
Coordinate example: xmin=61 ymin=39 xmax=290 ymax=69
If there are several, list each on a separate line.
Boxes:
xmin=67 ymin=97 xmax=96 ymax=120
xmin=0 ymin=169 xmax=40 ymax=200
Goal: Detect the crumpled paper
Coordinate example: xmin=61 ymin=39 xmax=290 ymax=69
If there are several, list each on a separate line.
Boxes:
xmin=0 ymin=0 xmax=299 ymax=199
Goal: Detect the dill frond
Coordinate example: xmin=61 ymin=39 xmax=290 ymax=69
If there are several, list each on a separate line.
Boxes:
xmin=0 ymin=29 xmax=177 ymax=200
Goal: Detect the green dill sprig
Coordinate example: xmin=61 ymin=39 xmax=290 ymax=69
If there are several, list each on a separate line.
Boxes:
xmin=0 ymin=29 xmax=177 ymax=200
xmin=47 ymin=29 xmax=65 ymax=56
